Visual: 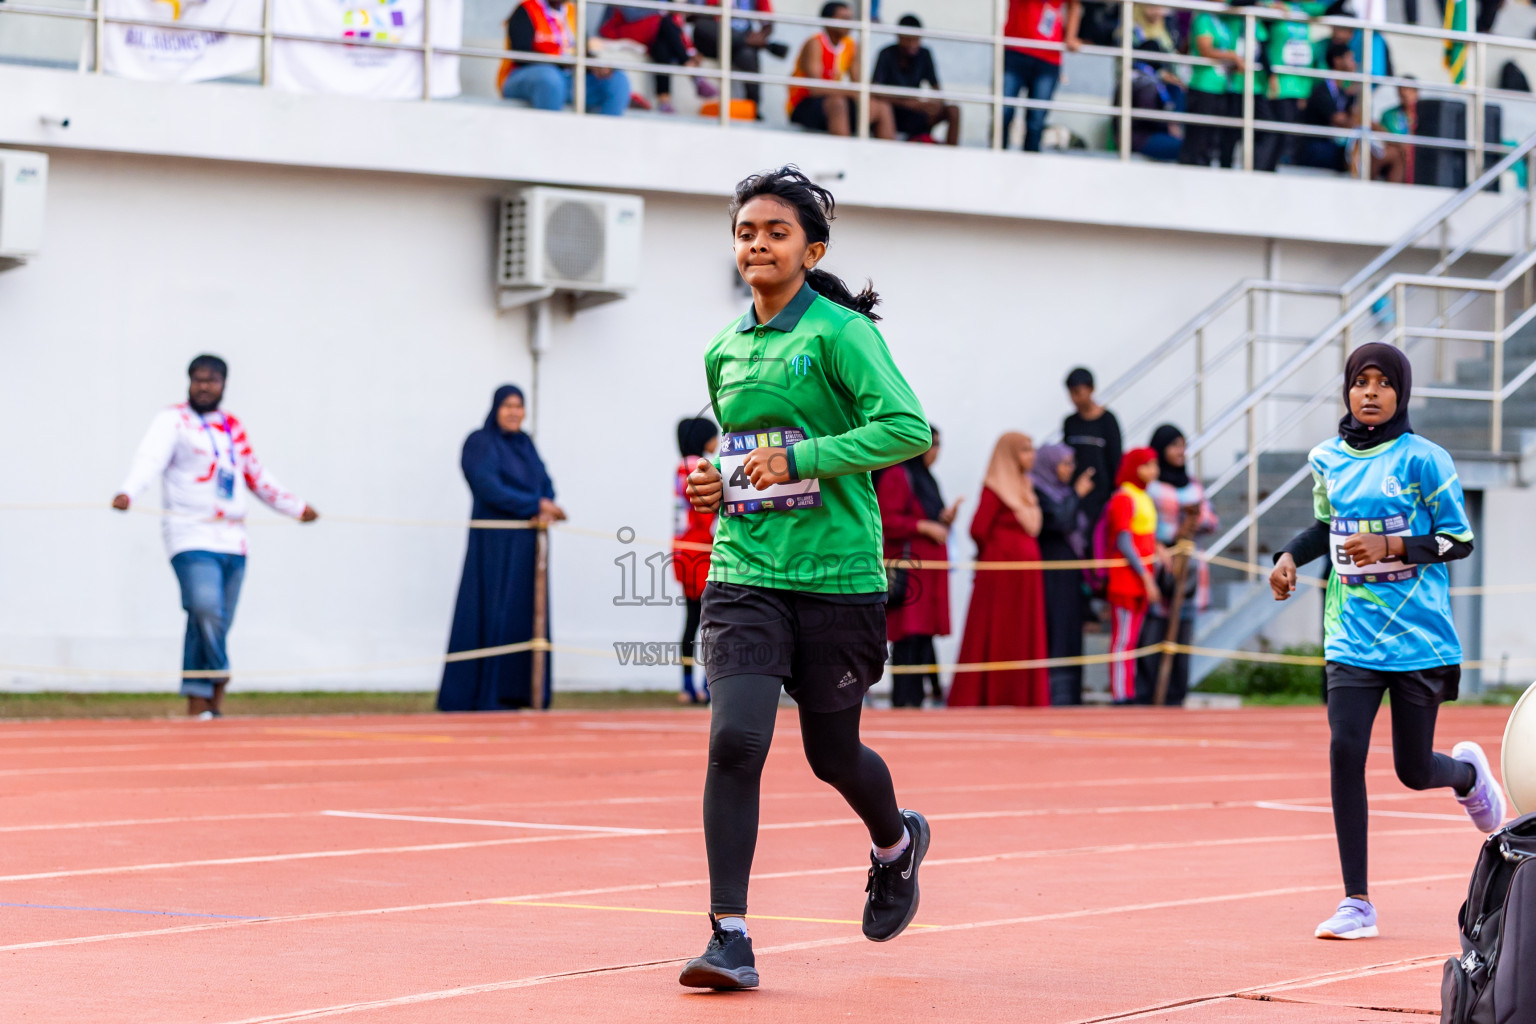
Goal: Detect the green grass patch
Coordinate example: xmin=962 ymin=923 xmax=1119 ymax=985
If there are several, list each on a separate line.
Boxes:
xmin=1196 ymin=644 xmax=1327 ymax=702
xmin=0 ymin=689 xmax=700 ymax=720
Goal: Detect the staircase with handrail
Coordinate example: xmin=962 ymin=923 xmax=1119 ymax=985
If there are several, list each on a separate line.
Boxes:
xmin=1081 ymin=135 xmax=1536 ymax=693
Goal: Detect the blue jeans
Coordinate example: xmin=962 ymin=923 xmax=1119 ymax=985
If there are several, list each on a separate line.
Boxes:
xmin=171 ymin=551 xmax=245 ymax=698
xmin=1002 ymin=50 xmax=1061 ymax=152
xmin=501 ymin=63 xmax=631 ymax=117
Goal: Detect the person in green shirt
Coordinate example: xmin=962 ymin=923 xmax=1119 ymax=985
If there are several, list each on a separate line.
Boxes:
xmin=677 ymin=166 xmax=932 ymax=992
xmin=1179 ymin=9 xmax=1245 ymax=167
xmin=1254 ymin=0 xmax=1327 ymax=171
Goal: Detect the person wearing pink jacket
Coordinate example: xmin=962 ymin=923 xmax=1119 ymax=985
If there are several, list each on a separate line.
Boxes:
xmin=113 ymin=355 xmax=318 ymax=718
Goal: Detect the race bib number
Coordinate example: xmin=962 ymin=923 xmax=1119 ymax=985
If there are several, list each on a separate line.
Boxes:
xmin=1282 ymin=39 xmax=1313 ymax=67
xmin=1330 ymin=514 xmax=1417 ymax=585
xmin=719 ymin=426 xmax=823 ymax=516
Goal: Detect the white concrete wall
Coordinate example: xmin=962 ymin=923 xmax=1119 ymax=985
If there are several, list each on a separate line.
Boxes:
xmin=0 ymin=144 xmax=1422 ymax=694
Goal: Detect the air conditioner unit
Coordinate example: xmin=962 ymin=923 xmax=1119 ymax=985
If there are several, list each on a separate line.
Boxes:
xmin=498 ymin=186 xmax=643 ymax=308
xmin=0 ymin=149 xmax=48 ymax=266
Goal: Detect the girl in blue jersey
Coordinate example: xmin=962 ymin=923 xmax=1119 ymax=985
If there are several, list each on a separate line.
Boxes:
xmin=1270 ymin=343 xmax=1507 ymax=941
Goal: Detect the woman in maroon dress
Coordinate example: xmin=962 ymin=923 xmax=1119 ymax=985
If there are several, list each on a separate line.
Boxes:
xmin=949 ymin=432 xmax=1050 ymax=707
xmin=878 ymin=426 xmax=963 ymax=707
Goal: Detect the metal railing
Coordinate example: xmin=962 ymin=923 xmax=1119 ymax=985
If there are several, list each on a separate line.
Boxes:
xmin=2 ymin=0 xmax=1535 ymax=168
xmin=1088 ymin=130 xmax=1536 ymax=582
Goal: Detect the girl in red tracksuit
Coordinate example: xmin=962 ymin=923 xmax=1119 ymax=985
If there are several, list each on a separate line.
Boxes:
xmin=674 ymin=418 xmax=719 ymax=703
xmin=1104 ymin=447 xmax=1161 ymax=704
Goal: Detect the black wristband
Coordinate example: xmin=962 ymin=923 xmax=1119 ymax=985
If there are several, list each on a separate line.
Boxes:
xmin=785 ymin=445 xmax=799 ymax=483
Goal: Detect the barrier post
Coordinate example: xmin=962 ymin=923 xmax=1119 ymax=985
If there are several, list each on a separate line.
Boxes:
xmin=531 ymin=525 xmax=549 ymax=710
xmin=718 ymin=3 xmax=732 ymax=127
xmin=1118 ymin=0 xmax=1133 ymax=161
xmin=421 ymin=0 xmax=433 ymax=101
xmin=1241 ymin=12 xmax=1255 ymax=172
xmin=991 ymin=0 xmax=1005 ymax=149
xmin=857 ymin=0 xmax=872 ymax=139
xmin=574 ymin=0 xmax=587 ymax=116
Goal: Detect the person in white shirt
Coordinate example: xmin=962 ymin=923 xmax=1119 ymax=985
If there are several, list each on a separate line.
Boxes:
xmin=112 ymin=355 xmax=318 ymax=718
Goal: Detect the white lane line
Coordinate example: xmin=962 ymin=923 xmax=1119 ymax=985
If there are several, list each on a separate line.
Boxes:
xmin=1256 ymin=800 xmax=1473 ymax=822
xmin=320 ymin=811 xmax=661 ymax=835
xmin=0 ymin=824 xmax=1466 ymax=954
xmin=0 ymin=748 xmax=697 ymax=779
xmin=0 ymin=794 xmax=1458 ymax=885
xmin=198 ymin=871 xmax=1468 ymax=1024
xmin=574 ymin=720 xmax=1291 ymax=750
xmin=0 ymin=831 xmax=630 ymax=884
xmin=0 ymin=812 xmax=302 ymax=835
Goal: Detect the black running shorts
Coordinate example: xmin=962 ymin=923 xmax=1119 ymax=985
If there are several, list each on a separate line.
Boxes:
xmin=698 ymin=581 xmax=886 ymax=713
xmin=1325 ymin=660 xmax=1460 ymax=707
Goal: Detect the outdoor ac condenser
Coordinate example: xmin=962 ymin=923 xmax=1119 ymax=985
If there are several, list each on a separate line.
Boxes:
xmin=498 ymin=186 xmax=643 ymax=295
xmin=0 ymin=149 xmax=48 ymax=265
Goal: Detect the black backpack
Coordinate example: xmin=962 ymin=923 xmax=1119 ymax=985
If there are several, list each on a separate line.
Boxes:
xmin=1441 ymin=812 xmax=1536 ymax=1024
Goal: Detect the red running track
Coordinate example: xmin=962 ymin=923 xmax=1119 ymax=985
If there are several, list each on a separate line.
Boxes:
xmin=0 ymin=705 xmax=1510 ymax=1022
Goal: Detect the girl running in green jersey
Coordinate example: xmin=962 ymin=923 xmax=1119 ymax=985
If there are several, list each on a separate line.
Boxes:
xmin=679 ymin=166 xmax=932 ymax=990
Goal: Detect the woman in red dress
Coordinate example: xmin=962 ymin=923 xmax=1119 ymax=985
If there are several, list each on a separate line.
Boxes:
xmin=877 ymin=426 xmax=963 ymax=708
xmin=949 ymin=432 xmax=1050 ymax=707
xmin=674 ymin=418 xmax=718 ymax=704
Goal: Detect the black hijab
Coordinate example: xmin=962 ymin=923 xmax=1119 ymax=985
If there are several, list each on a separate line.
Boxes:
xmin=677 ymin=417 xmax=718 ymax=459
xmin=901 ymin=426 xmax=946 ymax=520
xmin=1149 ymin=423 xmax=1189 ymax=488
xmin=1339 ymin=343 xmax=1414 ymax=450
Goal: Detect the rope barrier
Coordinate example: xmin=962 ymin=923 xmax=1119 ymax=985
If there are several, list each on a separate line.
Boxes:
xmin=0 ymin=502 xmax=1530 ymax=684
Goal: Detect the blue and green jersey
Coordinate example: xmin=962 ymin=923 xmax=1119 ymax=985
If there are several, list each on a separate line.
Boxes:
xmin=1307 ymin=434 xmax=1473 ymax=670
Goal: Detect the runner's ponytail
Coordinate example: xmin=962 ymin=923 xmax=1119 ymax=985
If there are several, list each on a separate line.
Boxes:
xmin=729 ymin=165 xmax=882 ymax=322
xmin=804 ymin=268 xmax=881 ymax=320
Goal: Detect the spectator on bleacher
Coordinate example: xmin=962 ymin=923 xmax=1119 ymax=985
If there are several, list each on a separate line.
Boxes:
xmin=440 ymin=386 xmax=565 ymax=711
xmin=690 ymin=1 xmax=785 ymax=118
xmin=1126 ymin=56 xmax=1183 ymax=161
xmin=1062 ymin=366 xmax=1122 ymax=530
xmin=1379 ymin=76 xmax=1419 ymax=183
xmin=497 ymin=0 xmax=631 ymax=116
xmin=1001 ymin=0 xmax=1082 ymax=152
xmin=1178 ymin=6 xmax=1243 ymax=168
xmin=1129 ymin=4 xmax=1177 ymax=59
xmin=1297 ymin=41 xmax=1356 ymax=172
xmin=1253 ymin=1 xmax=1327 ymax=172
xmin=1033 ymin=442 xmax=1093 ymax=705
xmin=788 ymin=3 xmax=897 ymax=138
xmin=872 ymin=15 xmax=961 ymax=144
xmin=1134 ymin=424 xmax=1217 ymax=706
xmin=597 ymin=6 xmax=717 ymax=114
xmin=112 ymin=355 xmax=319 ymax=720
xmin=878 ymin=425 xmax=960 ymax=707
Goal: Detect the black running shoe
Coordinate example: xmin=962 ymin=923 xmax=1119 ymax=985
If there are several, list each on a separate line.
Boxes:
xmin=678 ymin=915 xmax=759 ymax=990
xmin=863 ymin=809 xmax=930 ymax=942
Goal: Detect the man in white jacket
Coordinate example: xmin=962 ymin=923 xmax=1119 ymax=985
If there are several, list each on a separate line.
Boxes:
xmin=113 ymin=355 xmax=318 ymax=718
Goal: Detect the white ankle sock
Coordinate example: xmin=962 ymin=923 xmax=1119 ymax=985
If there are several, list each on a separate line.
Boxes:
xmin=717 ymin=916 xmax=748 ymax=936
xmin=873 ymin=826 xmax=911 ymax=865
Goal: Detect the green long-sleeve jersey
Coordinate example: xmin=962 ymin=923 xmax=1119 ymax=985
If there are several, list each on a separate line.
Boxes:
xmin=704 ymin=283 xmax=931 ymax=594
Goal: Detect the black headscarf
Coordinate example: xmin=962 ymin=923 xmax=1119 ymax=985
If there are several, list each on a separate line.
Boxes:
xmin=677 ymin=417 xmax=718 ymax=459
xmin=901 ymin=426 xmax=946 ymax=520
xmin=1149 ymin=423 xmax=1189 ymax=488
xmin=1339 ymin=343 xmax=1414 ymax=450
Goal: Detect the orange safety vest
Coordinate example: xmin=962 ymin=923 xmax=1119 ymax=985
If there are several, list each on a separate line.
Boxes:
xmin=497 ymin=0 xmax=576 ymax=94
xmin=787 ymin=33 xmax=856 ymax=115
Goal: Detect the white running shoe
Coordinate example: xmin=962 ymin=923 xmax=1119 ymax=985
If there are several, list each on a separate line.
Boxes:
xmin=1315 ymin=897 xmax=1378 ymax=939
xmin=1452 ymin=741 xmax=1508 ymax=833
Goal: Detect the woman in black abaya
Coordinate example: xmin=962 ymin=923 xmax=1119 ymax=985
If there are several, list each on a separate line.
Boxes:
xmin=438 ymin=385 xmax=564 ymax=711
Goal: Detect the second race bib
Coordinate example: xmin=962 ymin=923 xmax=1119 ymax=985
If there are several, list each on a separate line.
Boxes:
xmin=719 ymin=426 xmax=823 ymax=516
xmin=1330 ymin=514 xmax=1417 ymax=585
xmin=1282 ymin=39 xmax=1313 ymax=66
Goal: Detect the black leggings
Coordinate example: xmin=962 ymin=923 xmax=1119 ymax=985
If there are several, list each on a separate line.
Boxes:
xmin=1328 ymin=686 xmax=1475 ymax=896
xmin=704 ymin=674 xmax=904 ymax=916
xmin=890 ymin=635 xmax=940 ymax=708
xmin=648 ymin=15 xmax=691 ymax=98
xmin=681 ymin=596 xmax=702 ymax=695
